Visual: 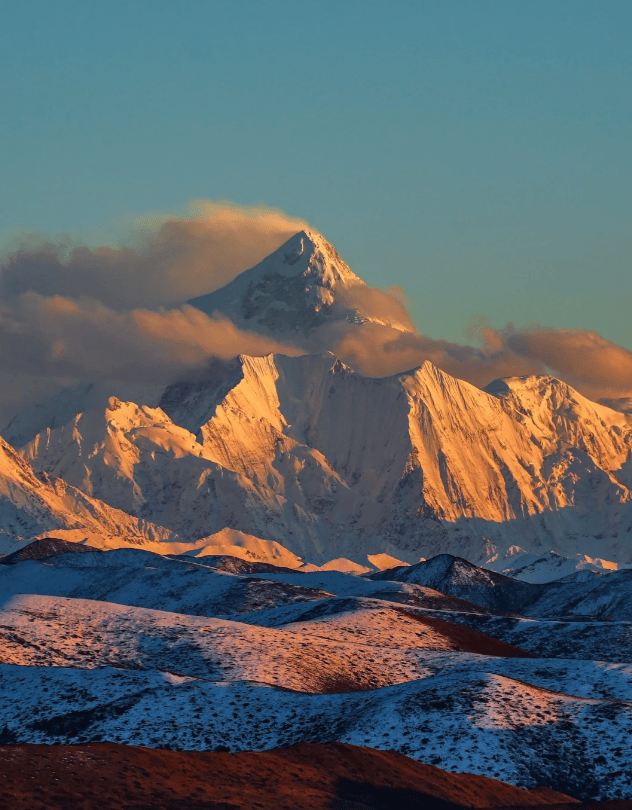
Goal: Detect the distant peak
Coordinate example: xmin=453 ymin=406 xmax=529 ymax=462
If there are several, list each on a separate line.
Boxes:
xmin=484 ymin=374 xmax=571 ymax=399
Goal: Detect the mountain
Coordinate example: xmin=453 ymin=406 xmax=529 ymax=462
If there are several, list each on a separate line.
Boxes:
xmin=484 ymin=374 xmax=632 ymax=488
xmin=188 ymin=229 xmax=414 ymax=341
xmin=11 ymin=350 xmax=632 ymax=566
xmin=524 ymin=566 xmax=632 ymax=621
xmin=0 ymin=536 xmax=102 ymax=565
xmin=483 ymin=547 xmax=625 ymax=583
xmin=0 ymin=433 xmax=180 ymax=556
xmin=369 ymin=555 xmax=545 ymax=612
xmin=3 ymin=230 xmax=632 ymax=567
xmin=2 ymin=381 xmax=163 ymax=449
xmin=369 ymin=552 xmax=632 ymax=623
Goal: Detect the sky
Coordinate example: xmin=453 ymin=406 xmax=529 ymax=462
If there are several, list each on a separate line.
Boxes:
xmin=1 ymin=1 xmax=631 ymax=355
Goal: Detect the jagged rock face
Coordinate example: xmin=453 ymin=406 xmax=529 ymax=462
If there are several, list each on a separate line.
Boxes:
xmin=187 ymin=230 xmax=412 ymax=340
xmin=15 ymin=351 xmax=632 ymax=564
xmin=485 ymin=375 xmax=632 ymax=476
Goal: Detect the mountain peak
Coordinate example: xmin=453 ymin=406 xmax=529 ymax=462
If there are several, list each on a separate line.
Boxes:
xmin=485 ymin=373 xmax=632 ymax=425
xmin=188 ymin=229 xmax=409 ymax=342
xmin=484 ymin=374 xmax=569 ymax=398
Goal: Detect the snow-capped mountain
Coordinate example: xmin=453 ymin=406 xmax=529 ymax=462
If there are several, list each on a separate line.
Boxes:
xmin=188 ymin=229 xmax=414 ymax=341
xmin=0 ymin=433 xmax=177 ymax=555
xmin=3 ymin=229 xmax=632 ymax=568
xmin=1 ymin=381 xmax=163 ymax=449
xmin=484 ymin=374 xmax=632 ymax=486
xmin=483 ymin=547 xmax=625 ymax=583
xmin=12 ymin=350 xmax=632 ymax=566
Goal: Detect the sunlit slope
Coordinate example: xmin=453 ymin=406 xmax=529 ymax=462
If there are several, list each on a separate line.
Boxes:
xmin=16 ymin=350 xmax=632 ymax=563
xmin=0 ymin=435 xmax=176 ymax=553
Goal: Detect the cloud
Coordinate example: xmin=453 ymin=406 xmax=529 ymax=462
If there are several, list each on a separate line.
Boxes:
xmin=504 ymin=327 xmax=632 ymax=400
xmin=1 ymin=201 xmax=307 ymax=310
xmin=334 ymin=283 xmax=417 ymax=332
xmin=332 ymin=322 xmax=536 ymax=384
xmin=330 ymin=321 xmax=632 ymax=402
xmin=0 ymin=293 xmax=299 ymax=384
xmin=0 ymin=201 xmax=307 ymax=421
xmin=0 ymin=201 xmax=630 ymax=423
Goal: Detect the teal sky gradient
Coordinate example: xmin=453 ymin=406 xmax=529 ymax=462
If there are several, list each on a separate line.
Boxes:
xmin=2 ymin=0 xmax=631 ymax=349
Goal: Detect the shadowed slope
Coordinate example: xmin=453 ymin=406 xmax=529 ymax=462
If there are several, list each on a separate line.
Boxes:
xmin=370 ymin=555 xmax=545 ymax=611
xmin=0 ymin=742 xmax=579 ymax=810
xmin=0 ymin=537 xmax=101 ymax=564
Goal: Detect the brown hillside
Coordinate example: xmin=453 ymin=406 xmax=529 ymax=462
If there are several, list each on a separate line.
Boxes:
xmin=0 ymin=741 xmax=581 ymax=810
xmin=400 ymin=610 xmax=534 ymax=657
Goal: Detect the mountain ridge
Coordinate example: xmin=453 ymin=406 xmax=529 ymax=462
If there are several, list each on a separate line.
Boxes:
xmin=10 ymin=350 xmax=632 ymax=567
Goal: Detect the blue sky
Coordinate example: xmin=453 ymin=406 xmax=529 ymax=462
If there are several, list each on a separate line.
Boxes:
xmin=2 ymin=0 xmax=630 ymax=350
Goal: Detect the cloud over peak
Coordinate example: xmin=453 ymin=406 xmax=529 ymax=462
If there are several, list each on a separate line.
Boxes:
xmin=0 ymin=200 xmax=630 ymax=423
xmin=1 ymin=201 xmax=308 ymax=310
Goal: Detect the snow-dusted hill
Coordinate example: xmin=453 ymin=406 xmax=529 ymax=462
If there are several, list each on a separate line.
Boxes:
xmin=0 ymin=536 xmax=102 ymax=564
xmin=369 ymin=555 xmax=545 ymax=611
xmin=0 ymin=593 xmax=498 ymax=692
xmin=369 ymin=553 xmax=632 ymax=626
xmin=0 ymin=548 xmax=332 ymax=618
xmin=2 ymin=662 xmax=631 ymax=800
xmin=1 ymin=545 xmax=632 ymax=798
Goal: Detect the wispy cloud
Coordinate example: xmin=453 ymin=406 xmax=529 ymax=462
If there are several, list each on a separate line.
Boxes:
xmin=0 ymin=294 xmax=299 ymax=383
xmin=1 ymin=201 xmax=307 ymax=309
xmin=331 ymin=321 xmax=632 ymax=401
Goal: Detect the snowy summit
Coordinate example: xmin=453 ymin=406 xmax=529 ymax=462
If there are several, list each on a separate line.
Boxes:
xmin=188 ymin=229 xmax=414 ymax=339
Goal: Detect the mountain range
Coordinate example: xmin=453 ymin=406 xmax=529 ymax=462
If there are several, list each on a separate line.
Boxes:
xmin=0 ymin=229 xmax=631 ymax=575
